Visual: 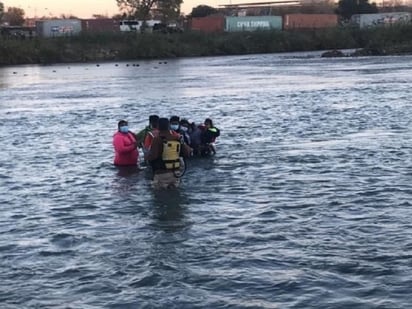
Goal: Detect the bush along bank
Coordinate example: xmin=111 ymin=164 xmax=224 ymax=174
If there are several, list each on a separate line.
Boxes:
xmin=1 ymin=24 xmax=412 ymax=66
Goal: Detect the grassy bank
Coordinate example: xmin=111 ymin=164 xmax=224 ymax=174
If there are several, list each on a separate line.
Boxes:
xmin=1 ymin=25 xmax=412 ymax=65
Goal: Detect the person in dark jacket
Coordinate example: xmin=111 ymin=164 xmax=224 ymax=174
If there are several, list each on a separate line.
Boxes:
xmin=145 ymin=118 xmax=192 ymax=189
xmin=189 ymin=121 xmax=203 ymax=156
xmin=178 ymin=118 xmax=191 ymax=146
xmin=199 ymin=118 xmax=220 ymax=156
xmin=169 ymin=115 xmax=180 ymax=135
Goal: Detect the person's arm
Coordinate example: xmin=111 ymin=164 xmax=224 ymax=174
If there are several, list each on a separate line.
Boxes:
xmin=143 ymin=132 xmax=154 ymax=151
xmin=181 ymin=143 xmax=193 ymax=158
xmin=146 ymin=137 xmax=161 ymax=161
xmin=135 ymin=127 xmax=147 ymax=148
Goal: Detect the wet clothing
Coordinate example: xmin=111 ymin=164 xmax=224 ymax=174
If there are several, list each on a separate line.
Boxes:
xmin=135 ymin=126 xmax=151 ymax=148
xmin=113 ymin=131 xmax=138 ymax=166
xmin=201 ymin=126 xmax=220 ymax=144
xmin=189 ymin=125 xmax=220 ymax=156
xmin=178 ymin=129 xmax=191 ymax=146
xmin=189 ymin=126 xmax=203 ymax=156
xmin=143 ymin=128 xmax=159 ymax=151
xmin=146 ymin=131 xmax=186 ymax=172
xmin=152 ymin=172 xmax=180 ymax=189
xmin=146 ymin=130 xmax=191 ymax=188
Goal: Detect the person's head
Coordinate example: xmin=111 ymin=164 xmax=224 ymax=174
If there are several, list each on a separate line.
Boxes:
xmin=204 ymin=118 xmax=213 ymax=129
xmin=118 ymin=120 xmax=129 ymax=133
xmin=158 ymin=117 xmax=170 ymax=131
xmin=170 ymin=115 xmax=180 ymax=131
xmin=179 ymin=118 xmax=190 ymax=132
xmin=149 ymin=115 xmax=159 ymax=129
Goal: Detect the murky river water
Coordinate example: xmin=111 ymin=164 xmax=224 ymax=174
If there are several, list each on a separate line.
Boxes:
xmin=1 ymin=52 xmax=412 ymax=308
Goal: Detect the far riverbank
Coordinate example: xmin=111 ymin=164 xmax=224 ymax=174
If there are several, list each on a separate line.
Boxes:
xmin=1 ymin=25 xmax=412 ymax=66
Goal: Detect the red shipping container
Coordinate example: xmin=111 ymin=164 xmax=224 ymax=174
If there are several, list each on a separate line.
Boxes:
xmin=190 ymin=16 xmax=225 ymax=33
xmin=81 ymin=18 xmax=120 ymax=33
xmin=283 ymin=14 xmax=338 ymax=30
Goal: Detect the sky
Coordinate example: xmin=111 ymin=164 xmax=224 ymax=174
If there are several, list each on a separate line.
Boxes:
xmin=5 ymin=0 xmax=222 ymax=18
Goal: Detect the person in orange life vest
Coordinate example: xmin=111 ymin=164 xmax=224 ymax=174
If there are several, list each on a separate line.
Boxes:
xmin=142 ymin=116 xmax=159 ymax=154
xmin=113 ymin=120 xmax=139 ymax=166
xmin=145 ymin=118 xmax=192 ymax=189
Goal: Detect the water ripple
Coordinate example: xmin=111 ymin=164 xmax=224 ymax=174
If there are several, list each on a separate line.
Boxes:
xmin=1 ymin=54 xmax=412 ymax=308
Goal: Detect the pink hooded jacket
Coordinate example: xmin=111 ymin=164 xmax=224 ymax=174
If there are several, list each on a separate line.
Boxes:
xmin=113 ymin=131 xmax=139 ymax=166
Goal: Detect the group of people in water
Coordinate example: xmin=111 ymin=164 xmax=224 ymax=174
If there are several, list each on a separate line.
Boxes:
xmin=112 ymin=115 xmax=220 ymax=189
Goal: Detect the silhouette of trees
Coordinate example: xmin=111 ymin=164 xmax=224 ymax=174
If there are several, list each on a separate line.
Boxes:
xmin=3 ymin=6 xmax=25 ymax=26
xmin=189 ymin=5 xmax=218 ymax=17
xmin=116 ymin=0 xmax=182 ymax=26
xmin=0 ymin=2 xmax=5 ymax=23
xmin=335 ymin=0 xmax=378 ymax=20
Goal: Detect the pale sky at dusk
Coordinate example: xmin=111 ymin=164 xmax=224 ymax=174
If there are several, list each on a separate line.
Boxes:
xmin=5 ymin=0 xmax=222 ymax=18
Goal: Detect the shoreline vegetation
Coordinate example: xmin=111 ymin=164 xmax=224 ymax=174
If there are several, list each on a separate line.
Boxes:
xmin=2 ymin=25 xmax=412 ymax=66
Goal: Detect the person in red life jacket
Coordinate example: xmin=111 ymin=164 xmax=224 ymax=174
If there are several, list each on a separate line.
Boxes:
xmin=113 ymin=120 xmax=139 ymax=166
xmin=145 ymin=118 xmax=192 ymax=189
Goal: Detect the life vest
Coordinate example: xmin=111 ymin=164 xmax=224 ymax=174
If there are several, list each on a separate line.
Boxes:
xmin=162 ymin=139 xmax=180 ymax=170
xmin=207 ymin=127 xmax=219 ymax=143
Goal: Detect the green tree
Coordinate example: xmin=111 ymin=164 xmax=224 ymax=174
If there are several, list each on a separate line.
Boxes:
xmin=117 ymin=0 xmax=154 ymax=21
xmin=335 ymin=0 xmax=378 ymax=21
xmin=3 ymin=6 xmax=25 ymax=26
xmin=156 ymin=0 xmax=182 ymax=22
xmin=116 ymin=0 xmax=181 ymax=25
xmin=189 ymin=5 xmax=218 ymax=18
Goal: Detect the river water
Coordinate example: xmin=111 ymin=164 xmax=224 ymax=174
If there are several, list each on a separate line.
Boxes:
xmin=1 ymin=52 xmax=411 ymax=308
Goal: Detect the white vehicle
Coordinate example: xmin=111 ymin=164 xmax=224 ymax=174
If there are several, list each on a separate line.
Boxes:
xmin=144 ymin=20 xmax=161 ymax=28
xmin=119 ymin=20 xmax=140 ymax=32
xmin=119 ymin=19 xmax=161 ymax=32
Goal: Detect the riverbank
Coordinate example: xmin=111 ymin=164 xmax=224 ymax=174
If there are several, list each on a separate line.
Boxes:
xmin=2 ymin=25 xmax=412 ymax=65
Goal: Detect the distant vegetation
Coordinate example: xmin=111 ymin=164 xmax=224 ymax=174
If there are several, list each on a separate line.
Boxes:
xmin=2 ymin=24 xmax=412 ymax=65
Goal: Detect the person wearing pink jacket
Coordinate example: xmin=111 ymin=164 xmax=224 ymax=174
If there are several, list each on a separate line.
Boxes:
xmin=113 ymin=120 xmax=139 ymax=166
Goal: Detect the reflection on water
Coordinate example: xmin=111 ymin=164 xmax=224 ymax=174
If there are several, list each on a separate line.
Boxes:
xmin=115 ymin=165 xmax=142 ymax=178
xmin=151 ymin=189 xmax=189 ymax=232
xmin=1 ymin=53 xmax=412 ymax=308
